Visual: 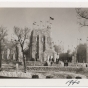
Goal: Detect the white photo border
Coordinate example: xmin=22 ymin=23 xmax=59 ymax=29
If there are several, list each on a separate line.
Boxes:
xmin=0 ymin=2 xmax=87 ymax=87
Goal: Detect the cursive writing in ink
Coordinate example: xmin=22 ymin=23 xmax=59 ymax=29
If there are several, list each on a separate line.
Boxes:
xmin=66 ymin=80 xmax=80 ymax=86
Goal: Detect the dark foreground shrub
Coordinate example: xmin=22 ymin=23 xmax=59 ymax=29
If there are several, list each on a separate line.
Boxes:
xmin=66 ymin=75 xmax=72 ymax=79
xmin=75 ymin=76 xmax=82 ymax=79
xmin=46 ymin=75 xmax=53 ymax=79
xmin=76 ymin=68 xmax=83 ymax=73
xmin=32 ymin=75 xmax=39 ymax=79
xmin=44 ymin=62 xmax=48 ymax=66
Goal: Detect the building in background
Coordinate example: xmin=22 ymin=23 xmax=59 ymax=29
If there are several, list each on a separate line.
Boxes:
xmin=26 ymin=27 xmax=57 ymax=62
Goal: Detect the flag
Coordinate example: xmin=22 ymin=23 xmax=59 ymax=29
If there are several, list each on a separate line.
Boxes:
xmin=33 ymin=22 xmax=36 ymax=25
xmin=33 ymin=23 xmax=36 ymax=25
xmin=50 ymin=17 xmax=54 ymax=20
xmin=80 ymin=38 xmax=82 ymax=40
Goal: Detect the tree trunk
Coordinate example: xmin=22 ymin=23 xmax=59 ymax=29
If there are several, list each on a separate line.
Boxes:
xmin=16 ymin=45 xmax=19 ymax=61
xmin=22 ymin=50 xmax=26 ymax=73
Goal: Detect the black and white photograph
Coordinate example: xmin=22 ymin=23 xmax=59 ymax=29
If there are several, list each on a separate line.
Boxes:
xmin=0 ymin=7 xmax=88 ymax=80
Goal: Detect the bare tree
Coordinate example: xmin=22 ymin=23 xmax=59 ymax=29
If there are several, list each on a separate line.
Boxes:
xmin=10 ymin=39 xmax=19 ymax=62
xmin=14 ymin=26 xmax=30 ymax=73
xmin=76 ymin=9 xmax=88 ymax=63
xmin=76 ymin=43 xmax=86 ymax=63
xmin=0 ymin=26 xmax=7 ymax=70
xmin=54 ymin=45 xmax=62 ymax=54
xmin=76 ymin=8 xmax=88 ymax=27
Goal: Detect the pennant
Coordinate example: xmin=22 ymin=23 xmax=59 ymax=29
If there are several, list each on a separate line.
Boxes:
xmin=33 ymin=23 xmax=36 ymax=25
xmin=50 ymin=17 xmax=54 ymax=20
xmin=80 ymin=38 xmax=82 ymax=40
xmin=33 ymin=22 xmax=36 ymax=25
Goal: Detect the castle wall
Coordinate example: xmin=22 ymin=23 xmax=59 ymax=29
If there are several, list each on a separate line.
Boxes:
xmin=30 ymin=28 xmax=55 ymax=62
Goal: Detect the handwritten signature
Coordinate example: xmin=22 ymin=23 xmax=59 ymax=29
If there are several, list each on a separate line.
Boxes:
xmin=66 ymin=80 xmax=80 ymax=86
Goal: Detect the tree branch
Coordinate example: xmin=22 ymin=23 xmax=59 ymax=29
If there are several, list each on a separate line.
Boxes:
xmin=76 ymin=8 xmax=88 ymax=20
xmin=0 ymin=26 xmax=7 ymax=41
xmin=14 ymin=26 xmax=30 ymax=51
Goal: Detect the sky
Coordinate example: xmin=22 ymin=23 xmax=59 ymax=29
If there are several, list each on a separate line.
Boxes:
xmin=0 ymin=8 xmax=88 ymax=52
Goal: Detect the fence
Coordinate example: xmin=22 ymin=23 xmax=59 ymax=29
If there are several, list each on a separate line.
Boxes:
xmin=27 ymin=66 xmax=83 ymax=73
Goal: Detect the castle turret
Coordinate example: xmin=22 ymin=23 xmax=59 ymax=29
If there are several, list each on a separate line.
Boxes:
xmin=29 ymin=27 xmax=56 ymax=62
